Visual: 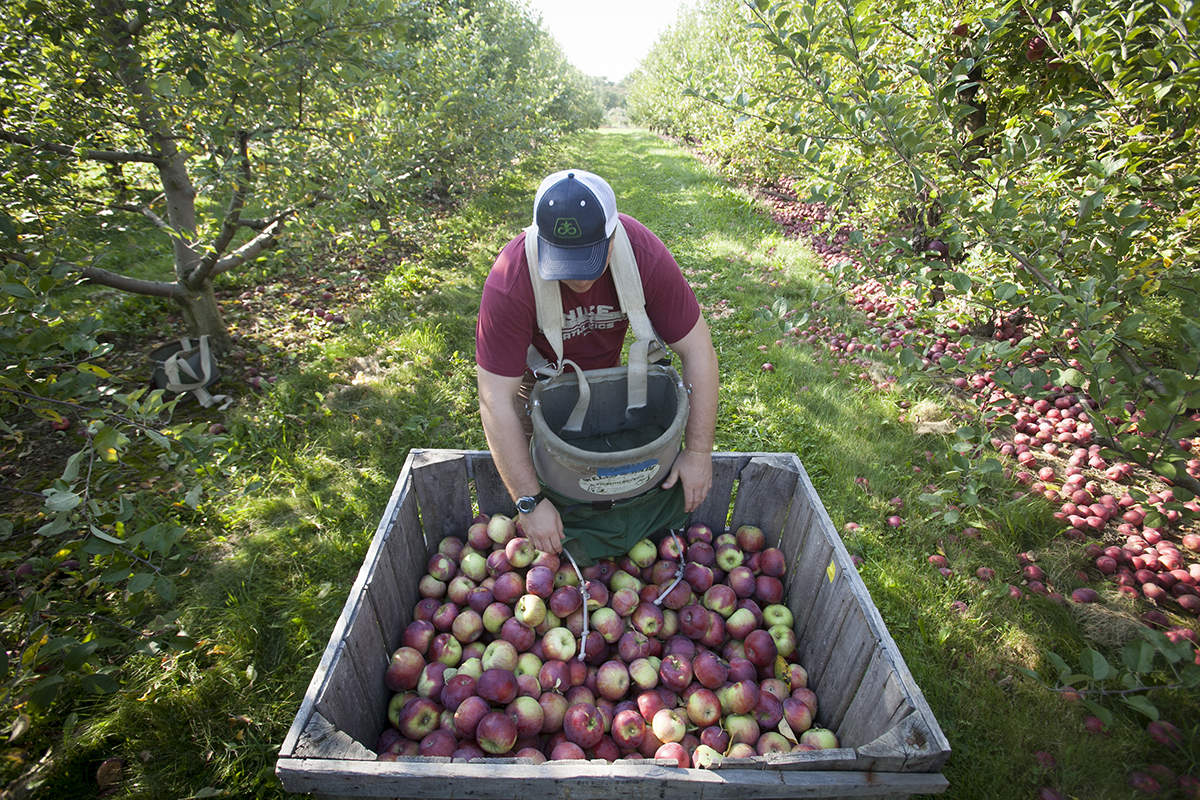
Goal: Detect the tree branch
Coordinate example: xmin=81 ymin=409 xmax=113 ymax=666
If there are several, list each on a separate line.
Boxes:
xmin=0 ymin=129 xmax=162 ymax=166
xmin=205 ymin=219 xmax=287 ymax=279
xmin=197 ymin=131 xmax=252 ymax=276
xmin=80 ymin=265 xmax=183 ymax=298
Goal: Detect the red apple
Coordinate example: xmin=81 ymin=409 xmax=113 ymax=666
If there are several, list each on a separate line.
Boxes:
xmin=686 ymin=687 xmax=722 ymax=727
xmin=611 ymin=708 xmax=647 ymax=749
xmin=385 ymin=647 xmax=426 ymax=692
xmin=597 ymin=660 xmax=631 ymax=701
xmin=563 ymin=702 xmax=604 ymax=749
xmin=539 ymin=691 xmax=569 ymax=733
xmin=658 ymin=654 xmax=693 ymax=693
xmin=651 ymin=707 xmax=687 ymax=743
xmin=441 ymin=673 xmax=477 ymax=712
xmin=402 ymin=620 xmax=436 ymax=655
xmin=477 ymin=668 xmax=519 ymax=705
xmin=735 ymin=525 xmax=766 ymax=553
xmin=397 ymin=696 xmax=441 ymax=741
xmin=477 ymin=710 xmax=518 ymax=754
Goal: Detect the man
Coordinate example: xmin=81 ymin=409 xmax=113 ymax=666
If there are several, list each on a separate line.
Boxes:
xmin=475 ymin=169 xmax=719 ymax=556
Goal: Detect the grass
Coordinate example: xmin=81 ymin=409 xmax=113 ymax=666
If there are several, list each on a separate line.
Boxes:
xmin=8 ymin=128 xmax=1198 ymax=799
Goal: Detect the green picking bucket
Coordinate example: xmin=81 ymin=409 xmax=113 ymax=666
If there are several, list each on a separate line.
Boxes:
xmin=529 ymin=364 xmax=689 ymax=503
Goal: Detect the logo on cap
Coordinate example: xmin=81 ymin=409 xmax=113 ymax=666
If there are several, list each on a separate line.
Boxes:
xmin=554 ymin=218 xmax=582 ymax=239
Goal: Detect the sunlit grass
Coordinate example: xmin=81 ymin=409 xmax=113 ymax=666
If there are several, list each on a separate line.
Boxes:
xmin=28 ymin=128 xmax=1198 ymax=800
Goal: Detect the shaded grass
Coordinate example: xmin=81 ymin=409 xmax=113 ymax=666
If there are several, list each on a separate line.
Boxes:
xmin=28 ymin=129 xmax=1198 ymax=799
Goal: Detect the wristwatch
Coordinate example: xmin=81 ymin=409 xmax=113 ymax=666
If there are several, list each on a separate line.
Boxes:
xmin=515 ymin=492 xmax=545 ymax=515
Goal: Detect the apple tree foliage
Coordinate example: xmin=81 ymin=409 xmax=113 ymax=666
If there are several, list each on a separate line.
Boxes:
xmin=629 ymin=0 xmax=1200 ymax=505
xmin=0 ymin=0 xmax=599 ymax=734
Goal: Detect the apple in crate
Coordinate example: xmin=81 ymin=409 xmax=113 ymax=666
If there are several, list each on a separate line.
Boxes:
xmin=563 ymin=702 xmax=604 ymax=749
xmin=385 ymin=647 xmax=425 ymax=692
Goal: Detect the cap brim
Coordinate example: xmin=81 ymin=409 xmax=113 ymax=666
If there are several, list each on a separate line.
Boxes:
xmin=536 ymin=236 xmax=609 ymax=281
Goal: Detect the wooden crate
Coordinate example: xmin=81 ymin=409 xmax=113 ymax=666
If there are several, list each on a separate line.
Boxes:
xmin=276 ymin=450 xmax=950 ymax=799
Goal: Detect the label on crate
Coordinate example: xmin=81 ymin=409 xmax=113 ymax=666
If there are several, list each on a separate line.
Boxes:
xmin=827 ymin=559 xmax=837 ymax=582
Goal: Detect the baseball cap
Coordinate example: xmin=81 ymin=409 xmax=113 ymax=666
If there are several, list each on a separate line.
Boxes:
xmin=532 ymin=169 xmax=618 ymax=281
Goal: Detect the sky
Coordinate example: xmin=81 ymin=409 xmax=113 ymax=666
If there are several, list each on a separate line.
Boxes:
xmin=521 ymin=0 xmax=695 ymax=82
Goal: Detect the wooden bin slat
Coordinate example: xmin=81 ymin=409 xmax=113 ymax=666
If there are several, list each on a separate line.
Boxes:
xmin=276 ymin=757 xmax=949 ymax=799
xmin=728 ymin=454 xmax=798 ymax=539
xmin=293 ymin=712 xmax=375 ymax=761
xmin=279 ymin=458 xmax=418 ymax=759
xmin=689 ymin=452 xmax=739 ymax=531
xmin=384 ymin=488 xmax=425 ymax=623
xmin=468 ymin=454 xmax=512 ymax=516
xmin=277 ymin=450 xmax=951 ymax=799
xmin=363 ymin=532 xmax=407 ymax=657
xmin=313 ymin=614 xmax=387 ymax=749
xmin=411 ymin=449 xmax=473 ymax=552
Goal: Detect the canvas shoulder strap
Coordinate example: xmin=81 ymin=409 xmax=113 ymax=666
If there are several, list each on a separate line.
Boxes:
xmin=523 ymin=220 xmax=662 ymax=430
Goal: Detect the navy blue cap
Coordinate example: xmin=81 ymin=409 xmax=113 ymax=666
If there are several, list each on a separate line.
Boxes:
xmin=533 ymin=170 xmax=618 ymax=281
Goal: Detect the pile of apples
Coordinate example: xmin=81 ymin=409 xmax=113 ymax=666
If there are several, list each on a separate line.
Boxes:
xmin=377 ymin=517 xmax=834 ymax=766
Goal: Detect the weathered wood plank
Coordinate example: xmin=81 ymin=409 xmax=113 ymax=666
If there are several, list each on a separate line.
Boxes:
xmin=813 ymin=606 xmax=876 ymax=733
xmin=690 ymin=454 xmax=740 ymax=532
xmin=385 ymin=487 xmax=425 ymax=619
xmin=788 ymin=516 xmax=836 ymax=648
xmin=728 ymin=455 xmax=799 ymax=539
xmin=777 ymin=470 xmax=817 ymax=564
xmin=365 ymin=533 xmax=407 ymax=655
xmin=313 ymin=633 xmax=384 ymax=750
xmin=835 ymin=649 xmax=911 ymax=751
xmin=293 ymin=712 xmax=376 ymax=761
xmin=468 ymin=454 xmax=512 ymax=516
xmin=276 ymin=757 xmax=950 ymax=799
xmin=278 ymin=454 xmax=420 ymax=759
xmin=411 ymin=449 xmax=473 ymax=551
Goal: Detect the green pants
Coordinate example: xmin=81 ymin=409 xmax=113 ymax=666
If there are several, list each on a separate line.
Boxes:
xmin=542 ymin=482 xmax=689 ymax=566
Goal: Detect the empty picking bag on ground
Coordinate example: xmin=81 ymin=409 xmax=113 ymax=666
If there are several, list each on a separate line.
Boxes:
xmin=148 ymin=335 xmax=230 ymax=409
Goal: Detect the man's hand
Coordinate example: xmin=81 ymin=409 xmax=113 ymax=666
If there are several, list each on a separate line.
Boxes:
xmin=661 ymin=448 xmax=713 ymax=512
xmin=520 ymin=498 xmax=564 ymax=554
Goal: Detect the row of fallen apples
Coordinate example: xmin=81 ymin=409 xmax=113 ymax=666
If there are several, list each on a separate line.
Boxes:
xmin=756 ymin=190 xmax=1199 ymax=797
xmin=378 ymin=517 xmax=832 ymax=766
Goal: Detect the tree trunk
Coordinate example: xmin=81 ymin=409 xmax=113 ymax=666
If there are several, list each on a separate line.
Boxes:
xmin=176 ymin=281 xmax=232 ymax=355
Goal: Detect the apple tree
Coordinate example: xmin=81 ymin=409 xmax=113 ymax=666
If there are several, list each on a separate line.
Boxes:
xmin=630 ymin=0 xmax=1200 ymax=499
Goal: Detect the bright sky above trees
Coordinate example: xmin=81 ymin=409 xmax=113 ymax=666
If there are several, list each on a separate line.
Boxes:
xmin=522 ymin=0 xmax=693 ymax=81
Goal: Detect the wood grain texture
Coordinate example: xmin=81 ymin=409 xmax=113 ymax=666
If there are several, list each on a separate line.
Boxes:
xmin=292 ymin=712 xmax=376 ymax=761
xmin=411 ymin=449 xmax=473 ymax=552
xmin=690 ymin=454 xmax=739 ymax=532
xmin=467 ymin=452 xmax=513 ymax=516
xmin=276 ymin=757 xmax=950 ymax=798
xmin=728 ymin=455 xmax=799 ymax=538
xmin=277 ymin=449 xmax=951 ymax=799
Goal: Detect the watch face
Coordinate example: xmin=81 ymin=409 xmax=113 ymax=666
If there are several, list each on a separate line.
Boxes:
xmin=517 ymin=497 xmax=535 ymax=514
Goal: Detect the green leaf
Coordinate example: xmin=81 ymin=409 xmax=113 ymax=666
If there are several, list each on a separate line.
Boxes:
xmin=1081 ymin=700 xmax=1113 ymax=728
xmin=44 ymin=488 xmax=81 ymax=513
xmin=1122 ymin=639 xmax=1157 ymax=674
xmin=28 ymin=675 xmax=64 ymax=711
xmin=2 ymin=282 xmax=35 ymax=299
xmin=90 ymin=525 xmax=126 ymax=545
xmin=1079 ymin=648 xmax=1113 ymax=681
xmin=155 ymin=575 xmax=177 ymax=604
xmin=127 ymin=572 xmax=155 ymax=594
xmin=64 ymin=640 xmax=101 ymax=671
xmin=1123 ymin=694 xmax=1159 ymax=720
xmin=81 ymin=673 xmax=121 ymax=695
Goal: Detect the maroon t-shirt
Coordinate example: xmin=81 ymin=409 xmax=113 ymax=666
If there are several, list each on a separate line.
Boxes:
xmin=476 ymin=214 xmax=701 ymax=378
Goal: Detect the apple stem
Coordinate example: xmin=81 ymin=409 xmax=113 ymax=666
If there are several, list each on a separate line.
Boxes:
xmin=653 ymin=530 xmax=686 ymax=607
xmin=563 ymin=550 xmax=590 ymax=660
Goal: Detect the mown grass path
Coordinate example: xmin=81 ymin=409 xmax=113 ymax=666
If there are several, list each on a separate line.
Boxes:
xmin=30 ymin=129 xmax=1195 ymax=799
